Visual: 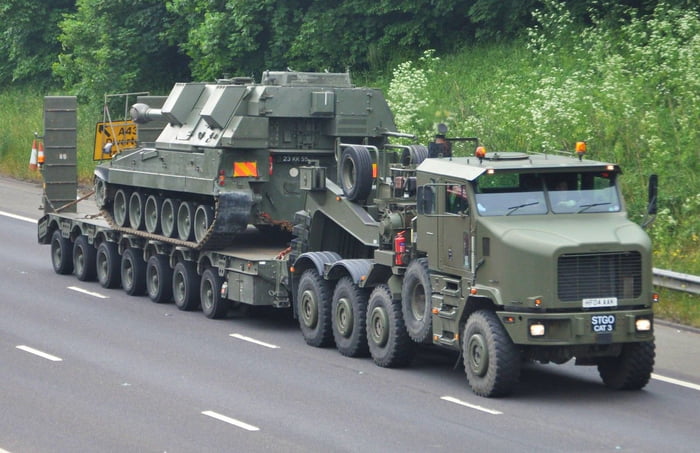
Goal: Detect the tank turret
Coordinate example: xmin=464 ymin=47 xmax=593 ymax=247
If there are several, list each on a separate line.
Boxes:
xmin=94 ymin=71 xmax=398 ymax=249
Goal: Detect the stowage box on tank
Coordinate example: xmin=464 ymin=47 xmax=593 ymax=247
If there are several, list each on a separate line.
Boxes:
xmin=93 ymin=71 xmax=398 ymax=249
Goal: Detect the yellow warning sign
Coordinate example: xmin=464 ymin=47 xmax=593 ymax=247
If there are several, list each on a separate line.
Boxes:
xmin=93 ymin=120 xmax=138 ymax=160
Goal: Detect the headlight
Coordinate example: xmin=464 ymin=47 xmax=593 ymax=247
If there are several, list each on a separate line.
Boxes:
xmin=530 ymin=323 xmax=546 ymax=337
xmin=635 ymin=318 xmax=652 ymax=332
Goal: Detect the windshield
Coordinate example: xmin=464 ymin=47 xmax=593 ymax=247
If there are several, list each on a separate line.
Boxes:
xmin=474 ymin=171 xmax=621 ymax=216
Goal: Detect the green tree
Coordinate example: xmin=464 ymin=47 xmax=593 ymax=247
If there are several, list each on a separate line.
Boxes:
xmin=0 ymin=0 xmax=75 ymax=86
xmin=54 ymin=0 xmax=189 ymax=105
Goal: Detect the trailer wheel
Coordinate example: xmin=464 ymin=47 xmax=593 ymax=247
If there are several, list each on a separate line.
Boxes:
xmin=401 ymin=258 xmax=432 ymax=344
xmin=366 ymin=284 xmax=415 ymax=367
xmin=96 ymin=242 xmax=120 ymax=288
xmin=173 ymin=261 xmax=200 ymax=311
xmin=339 ymin=145 xmax=373 ymax=202
xmin=146 ymin=255 xmax=173 ymax=304
xmin=128 ymin=191 xmax=145 ymax=230
xmin=463 ymin=310 xmax=521 ymax=397
xmin=113 ymin=189 xmax=129 ymax=227
xmin=161 ymin=198 xmax=178 ymax=238
xmin=297 ymin=269 xmax=334 ymax=347
xmin=51 ymin=230 xmax=73 ymax=275
xmin=73 ymin=235 xmax=97 ymax=281
xmin=201 ymin=268 xmax=228 ymax=319
xmin=121 ymin=248 xmax=146 ymax=296
xmin=597 ymin=341 xmax=655 ymax=390
xmin=331 ymin=276 xmax=369 ymax=357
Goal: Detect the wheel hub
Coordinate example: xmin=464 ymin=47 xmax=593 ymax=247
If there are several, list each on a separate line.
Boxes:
xmin=300 ymin=290 xmax=318 ymax=329
xmin=335 ymin=297 xmax=353 ymax=337
xmin=467 ymin=333 xmax=489 ymax=377
xmin=369 ymin=306 xmax=389 ymax=347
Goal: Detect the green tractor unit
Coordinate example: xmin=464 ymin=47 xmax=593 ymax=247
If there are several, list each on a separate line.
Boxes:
xmin=93 ymin=71 xmax=398 ymax=249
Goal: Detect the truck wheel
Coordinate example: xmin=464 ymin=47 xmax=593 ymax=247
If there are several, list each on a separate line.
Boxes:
xmin=297 ymin=269 xmax=334 ymax=347
xmin=366 ymin=284 xmax=415 ymax=367
xmin=597 ymin=341 xmax=655 ymax=390
xmin=51 ymin=230 xmax=73 ymax=275
xmin=401 ymin=258 xmax=432 ymax=344
xmin=73 ymin=235 xmax=97 ymax=281
xmin=463 ymin=310 xmax=521 ymax=397
xmin=146 ymin=255 xmax=173 ymax=304
xmin=339 ymin=145 xmax=373 ymax=202
xmin=113 ymin=189 xmax=129 ymax=227
xmin=121 ymin=248 xmax=146 ymax=296
xmin=331 ymin=276 xmax=369 ymax=357
xmin=201 ymin=268 xmax=228 ymax=319
xmin=128 ymin=191 xmax=145 ymax=230
xmin=161 ymin=198 xmax=178 ymax=238
xmin=173 ymin=261 xmax=200 ymax=311
xmin=96 ymin=242 xmax=121 ymax=289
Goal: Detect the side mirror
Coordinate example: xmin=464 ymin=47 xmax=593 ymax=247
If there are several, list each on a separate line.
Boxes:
xmin=647 ymin=174 xmax=658 ymax=215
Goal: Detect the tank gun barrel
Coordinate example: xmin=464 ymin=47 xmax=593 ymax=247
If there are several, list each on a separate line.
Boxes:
xmin=130 ymin=103 xmax=163 ymax=124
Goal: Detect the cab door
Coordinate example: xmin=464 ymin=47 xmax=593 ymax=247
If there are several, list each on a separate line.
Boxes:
xmin=438 ymin=183 xmax=472 ymax=277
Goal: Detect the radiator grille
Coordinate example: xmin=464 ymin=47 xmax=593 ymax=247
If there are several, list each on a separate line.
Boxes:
xmin=558 ymin=252 xmax=642 ymax=301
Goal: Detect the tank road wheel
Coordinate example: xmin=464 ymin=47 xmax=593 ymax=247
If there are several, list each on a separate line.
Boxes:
xmin=73 ymin=235 xmax=97 ymax=281
xmin=463 ymin=310 xmax=521 ymax=397
xmin=597 ymin=341 xmax=655 ymax=390
xmin=200 ymin=268 xmax=228 ymax=319
xmin=297 ymin=269 xmax=334 ymax=347
xmin=121 ymin=248 xmax=146 ymax=296
xmin=177 ymin=201 xmax=195 ymax=242
xmin=173 ymin=261 xmax=200 ymax=311
xmin=94 ymin=177 xmax=108 ymax=210
xmin=161 ymin=198 xmax=178 ymax=238
xmin=194 ymin=205 xmax=214 ymax=243
xmin=144 ymin=195 xmax=162 ymax=234
xmin=96 ymin=242 xmax=121 ymax=289
xmin=339 ymin=145 xmax=373 ymax=202
xmin=128 ymin=191 xmax=145 ymax=230
xmin=113 ymin=189 xmax=129 ymax=227
xmin=366 ymin=284 xmax=415 ymax=368
xmin=146 ymin=255 xmax=173 ymax=304
xmin=50 ymin=230 xmax=73 ymax=275
xmin=401 ymin=258 xmax=433 ymax=344
xmin=331 ymin=276 xmax=370 ymax=357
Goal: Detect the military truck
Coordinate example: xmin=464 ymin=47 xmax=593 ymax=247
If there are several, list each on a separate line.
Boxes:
xmin=37 ymin=72 xmax=658 ymax=397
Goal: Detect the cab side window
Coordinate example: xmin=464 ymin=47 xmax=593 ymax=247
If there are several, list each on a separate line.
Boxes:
xmin=445 ymin=185 xmax=468 ymax=214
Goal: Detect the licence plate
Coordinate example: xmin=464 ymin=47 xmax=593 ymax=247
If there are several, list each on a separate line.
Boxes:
xmin=583 ymin=297 xmax=618 ymax=308
xmin=591 ymin=314 xmax=616 ymax=333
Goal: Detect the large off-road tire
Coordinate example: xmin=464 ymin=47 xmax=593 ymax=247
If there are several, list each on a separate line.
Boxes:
xmin=297 ymin=269 xmax=334 ymax=347
xmin=172 ymin=261 xmax=200 ymax=311
xmin=51 ymin=230 xmax=73 ymax=275
xmin=121 ymin=247 xmax=146 ymax=296
xmin=401 ymin=258 xmax=432 ymax=344
xmin=331 ymin=276 xmax=370 ymax=357
xmin=366 ymin=284 xmax=415 ymax=368
xmin=96 ymin=242 xmax=120 ymax=289
xmin=597 ymin=341 xmax=655 ymax=390
xmin=146 ymin=255 xmax=173 ymax=304
xmin=463 ymin=310 xmax=521 ymax=397
xmin=113 ymin=189 xmax=129 ymax=227
xmin=73 ymin=235 xmax=97 ymax=281
xmin=200 ymin=268 xmax=228 ymax=319
xmin=338 ymin=145 xmax=373 ymax=202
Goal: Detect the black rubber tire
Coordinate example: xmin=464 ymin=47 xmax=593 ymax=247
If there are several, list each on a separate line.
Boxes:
xmin=96 ymin=242 xmax=121 ymax=289
xmin=128 ymin=191 xmax=145 ymax=230
xmin=73 ymin=235 xmax=97 ymax=281
xmin=338 ymin=145 xmax=373 ymax=202
xmin=331 ymin=276 xmax=370 ymax=357
xmin=121 ymin=247 xmax=146 ymax=296
xmin=297 ymin=269 xmax=334 ymax=347
xmin=200 ymin=268 xmax=228 ymax=319
xmin=401 ymin=144 xmax=429 ymax=165
xmin=177 ymin=201 xmax=195 ymax=241
xmin=366 ymin=284 xmax=415 ymax=368
xmin=146 ymin=255 xmax=173 ymax=304
xmin=401 ymin=258 xmax=433 ymax=344
xmin=173 ymin=261 xmax=200 ymax=311
xmin=161 ymin=198 xmax=178 ymax=238
xmin=597 ymin=341 xmax=655 ymax=390
xmin=51 ymin=230 xmax=73 ymax=275
xmin=463 ymin=310 xmax=521 ymax=397
xmin=113 ymin=188 xmax=129 ymax=227
xmin=144 ymin=195 xmax=162 ymax=234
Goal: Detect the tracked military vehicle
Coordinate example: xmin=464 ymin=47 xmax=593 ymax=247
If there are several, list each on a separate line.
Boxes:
xmin=93 ymin=71 xmax=398 ymax=249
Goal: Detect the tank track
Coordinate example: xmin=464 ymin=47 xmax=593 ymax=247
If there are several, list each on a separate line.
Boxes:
xmin=102 ymin=192 xmax=252 ymax=251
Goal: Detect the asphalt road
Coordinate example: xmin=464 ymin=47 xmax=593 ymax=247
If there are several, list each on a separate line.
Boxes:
xmin=1 ymin=176 xmax=699 ymax=452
